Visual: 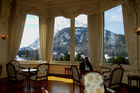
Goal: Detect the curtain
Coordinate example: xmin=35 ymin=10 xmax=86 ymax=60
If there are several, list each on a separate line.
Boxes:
xmin=88 ymin=13 xmax=103 ymax=70
xmin=8 ymin=13 xmax=26 ymax=61
xmin=0 ymin=0 xmax=2 ymax=15
xmin=99 ymin=0 xmax=126 ymax=12
xmin=39 ymin=17 xmax=54 ymax=63
xmin=16 ymin=0 xmax=125 ymax=18
xmin=122 ymin=0 xmax=140 ymax=71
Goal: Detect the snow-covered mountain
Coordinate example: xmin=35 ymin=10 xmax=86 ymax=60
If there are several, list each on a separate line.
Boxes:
xmin=53 ymin=27 xmax=88 ymax=56
xmin=54 ymin=16 xmax=87 ymax=34
xmin=19 ymin=27 xmax=127 ymax=58
xmin=17 ymin=16 xmax=127 ymax=60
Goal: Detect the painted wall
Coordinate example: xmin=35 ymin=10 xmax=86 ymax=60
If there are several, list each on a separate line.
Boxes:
xmin=0 ymin=22 xmax=8 ymax=78
xmin=49 ymin=63 xmax=79 ymax=75
xmin=19 ymin=61 xmax=80 ymax=75
xmin=0 ymin=0 xmax=10 ymax=78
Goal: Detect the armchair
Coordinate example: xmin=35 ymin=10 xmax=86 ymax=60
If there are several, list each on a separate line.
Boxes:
xmin=83 ymin=71 xmax=115 ymax=93
xmin=30 ymin=63 xmax=49 ymax=87
xmin=9 ymin=60 xmax=25 ymax=73
xmin=103 ymin=63 xmax=122 ymax=79
xmin=104 ymin=67 xmax=124 ymax=90
xmin=30 ymin=63 xmax=49 ymax=81
xmin=6 ymin=63 xmax=26 ymax=81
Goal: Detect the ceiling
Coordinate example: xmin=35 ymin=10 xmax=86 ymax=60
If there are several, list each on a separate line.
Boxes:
xmin=19 ymin=0 xmax=96 ymax=7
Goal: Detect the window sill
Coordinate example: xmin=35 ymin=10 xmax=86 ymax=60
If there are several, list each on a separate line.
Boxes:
xmin=50 ymin=61 xmax=80 ymax=66
xmin=19 ymin=60 xmax=42 ymax=65
xmin=18 ymin=60 xmax=80 ymax=66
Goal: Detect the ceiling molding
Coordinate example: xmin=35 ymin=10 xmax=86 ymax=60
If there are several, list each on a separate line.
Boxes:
xmin=19 ymin=0 xmax=97 ymax=8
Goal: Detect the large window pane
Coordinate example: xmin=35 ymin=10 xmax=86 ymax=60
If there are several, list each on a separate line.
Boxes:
xmin=16 ymin=14 xmax=41 ymax=61
xmin=75 ymin=14 xmax=88 ymax=61
xmin=104 ymin=5 xmax=129 ymax=64
xmin=52 ymin=16 xmax=70 ymax=61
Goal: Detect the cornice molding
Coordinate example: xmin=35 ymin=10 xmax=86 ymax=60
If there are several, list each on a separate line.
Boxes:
xmin=18 ymin=0 xmax=96 ymax=8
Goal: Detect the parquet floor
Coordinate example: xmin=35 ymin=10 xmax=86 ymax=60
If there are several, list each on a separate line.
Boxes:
xmin=0 ymin=76 xmax=138 ymax=93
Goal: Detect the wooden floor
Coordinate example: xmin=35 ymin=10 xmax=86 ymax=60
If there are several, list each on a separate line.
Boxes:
xmin=0 ymin=76 xmax=138 ymax=93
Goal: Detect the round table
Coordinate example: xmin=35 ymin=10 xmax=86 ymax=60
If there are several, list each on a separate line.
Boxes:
xmin=22 ymin=68 xmax=37 ymax=93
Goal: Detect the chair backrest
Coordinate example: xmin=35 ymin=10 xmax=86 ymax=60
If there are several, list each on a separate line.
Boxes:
xmin=83 ymin=71 xmax=105 ymax=93
xmin=110 ymin=63 xmax=122 ymax=71
xmin=71 ymin=65 xmax=81 ymax=86
xmin=6 ymin=63 xmax=17 ymax=80
xmin=9 ymin=60 xmax=20 ymax=71
xmin=0 ymin=65 xmax=2 ymax=76
xmin=36 ymin=63 xmax=49 ymax=81
xmin=109 ymin=67 xmax=124 ymax=89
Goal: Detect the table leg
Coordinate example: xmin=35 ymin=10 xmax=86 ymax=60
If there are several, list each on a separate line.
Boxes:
xmin=27 ymin=78 xmax=30 ymax=93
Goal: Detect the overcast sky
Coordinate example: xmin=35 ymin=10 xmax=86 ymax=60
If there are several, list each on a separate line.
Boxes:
xmin=104 ymin=5 xmax=124 ymax=34
xmin=20 ymin=5 xmax=124 ymax=48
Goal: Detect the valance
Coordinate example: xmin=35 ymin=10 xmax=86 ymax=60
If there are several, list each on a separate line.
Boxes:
xmin=16 ymin=0 xmax=126 ymax=18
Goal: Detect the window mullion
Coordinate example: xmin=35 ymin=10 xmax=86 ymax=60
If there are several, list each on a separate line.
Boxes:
xmin=70 ymin=18 xmax=75 ymax=62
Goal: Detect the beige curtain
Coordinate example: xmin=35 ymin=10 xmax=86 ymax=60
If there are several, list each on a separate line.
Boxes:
xmin=99 ymin=0 xmax=126 ymax=12
xmin=8 ymin=13 xmax=26 ymax=61
xmin=122 ymin=0 xmax=140 ymax=71
xmin=16 ymin=0 xmax=125 ymax=18
xmin=88 ymin=13 xmax=103 ymax=70
xmin=39 ymin=17 xmax=54 ymax=63
xmin=0 ymin=0 xmax=2 ymax=15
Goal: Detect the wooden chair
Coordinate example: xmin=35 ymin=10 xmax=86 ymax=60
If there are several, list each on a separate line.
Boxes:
xmin=103 ymin=63 xmax=122 ymax=79
xmin=30 ymin=63 xmax=49 ymax=87
xmin=9 ymin=60 xmax=25 ymax=73
xmin=105 ymin=67 xmax=124 ymax=90
xmin=6 ymin=63 xmax=26 ymax=81
xmin=71 ymin=65 xmax=82 ymax=93
xmin=65 ymin=67 xmax=72 ymax=78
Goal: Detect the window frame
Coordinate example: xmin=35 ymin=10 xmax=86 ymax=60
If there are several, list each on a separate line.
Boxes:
xmin=52 ymin=14 xmax=88 ymax=63
xmin=16 ymin=14 xmax=41 ymax=61
xmin=103 ymin=5 xmax=129 ymax=65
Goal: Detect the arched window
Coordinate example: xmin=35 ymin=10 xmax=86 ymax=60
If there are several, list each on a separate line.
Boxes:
xmin=104 ymin=5 xmax=129 ymax=64
xmin=75 ymin=14 xmax=88 ymax=62
xmin=16 ymin=14 xmax=41 ymax=61
xmin=52 ymin=14 xmax=88 ymax=62
xmin=52 ymin=16 xmax=70 ymax=61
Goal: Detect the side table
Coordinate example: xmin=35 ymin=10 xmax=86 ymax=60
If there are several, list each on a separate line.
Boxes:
xmin=128 ymin=75 xmax=140 ymax=87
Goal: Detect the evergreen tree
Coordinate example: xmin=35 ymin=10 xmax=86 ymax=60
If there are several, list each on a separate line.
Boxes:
xmin=59 ymin=56 xmax=64 ymax=61
xmin=64 ymin=52 xmax=70 ymax=61
xmin=75 ymin=53 xmax=83 ymax=61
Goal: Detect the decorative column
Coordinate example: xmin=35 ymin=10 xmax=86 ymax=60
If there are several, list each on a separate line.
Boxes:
xmin=70 ymin=17 xmax=75 ymax=62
